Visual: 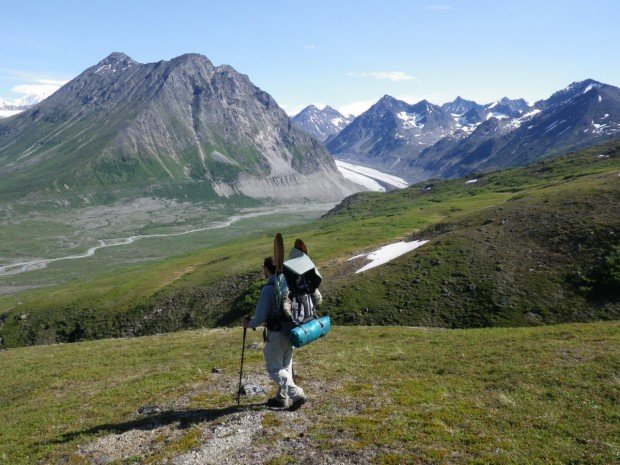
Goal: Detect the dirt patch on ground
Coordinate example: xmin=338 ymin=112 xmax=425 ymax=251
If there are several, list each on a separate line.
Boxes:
xmin=75 ymin=367 xmax=374 ymax=465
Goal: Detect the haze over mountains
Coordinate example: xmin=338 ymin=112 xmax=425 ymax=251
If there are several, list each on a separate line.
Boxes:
xmin=0 ymin=52 xmax=360 ymax=203
xmin=326 ymin=79 xmax=620 ymax=182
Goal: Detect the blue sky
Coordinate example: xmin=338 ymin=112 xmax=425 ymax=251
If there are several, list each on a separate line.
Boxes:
xmin=1 ymin=0 xmax=618 ymax=115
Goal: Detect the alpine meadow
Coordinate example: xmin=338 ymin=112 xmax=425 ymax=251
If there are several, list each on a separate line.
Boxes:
xmin=1 ymin=2 xmax=619 ymax=464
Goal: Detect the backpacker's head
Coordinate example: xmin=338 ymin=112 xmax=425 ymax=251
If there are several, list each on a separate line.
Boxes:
xmin=263 ymin=256 xmax=276 ymax=277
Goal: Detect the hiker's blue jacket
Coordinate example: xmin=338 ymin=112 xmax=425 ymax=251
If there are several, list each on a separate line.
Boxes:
xmin=249 ymin=275 xmax=275 ymax=329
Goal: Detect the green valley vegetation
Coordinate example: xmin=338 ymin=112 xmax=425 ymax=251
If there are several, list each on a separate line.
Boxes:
xmin=0 ymin=141 xmax=618 ymax=348
xmin=0 ymin=323 xmax=618 ymax=464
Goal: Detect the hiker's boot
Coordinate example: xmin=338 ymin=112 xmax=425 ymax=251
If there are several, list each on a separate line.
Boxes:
xmin=289 ymin=394 xmax=307 ymax=411
xmin=266 ymin=396 xmax=289 ymax=408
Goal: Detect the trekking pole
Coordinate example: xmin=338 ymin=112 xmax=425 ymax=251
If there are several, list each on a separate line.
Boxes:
xmin=237 ymin=324 xmax=248 ymax=407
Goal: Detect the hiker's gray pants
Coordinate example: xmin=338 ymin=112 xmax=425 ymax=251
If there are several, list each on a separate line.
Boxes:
xmin=264 ymin=329 xmax=305 ymax=401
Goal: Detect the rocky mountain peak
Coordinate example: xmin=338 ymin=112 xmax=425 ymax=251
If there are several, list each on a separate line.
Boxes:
xmin=367 ymin=95 xmax=408 ymax=117
xmin=567 ymin=78 xmax=603 ymax=92
xmin=97 ymin=52 xmax=136 ymax=68
xmin=376 ymin=95 xmax=401 ymax=107
xmin=411 ymin=99 xmax=435 ymax=112
xmin=165 ymin=53 xmax=215 ymax=74
xmin=91 ymin=52 xmax=137 ymax=76
xmin=100 ymin=52 xmax=135 ymax=63
xmin=0 ymin=52 xmax=361 ymax=202
xmin=545 ymin=79 xmax=606 ymax=108
xmin=442 ymin=96 xmax=482 ymax=116
xmin=292 ymin=104 xmax=353 ymax=142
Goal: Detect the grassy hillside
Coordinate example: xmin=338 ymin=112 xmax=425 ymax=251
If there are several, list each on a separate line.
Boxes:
xmin=0 ymin=141 xmax=618 ymax=348
xmin=1 ymin=322 xmax=618 ymax=464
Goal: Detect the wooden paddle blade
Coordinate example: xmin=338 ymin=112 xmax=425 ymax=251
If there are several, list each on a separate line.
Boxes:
xmin=274 ymin=233 xmax=284 ymax=274
xmin=294 ymin=239 xmax=308 ymax=255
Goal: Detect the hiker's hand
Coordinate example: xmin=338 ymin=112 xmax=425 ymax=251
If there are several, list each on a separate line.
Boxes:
xmin=242 ymin=317 xmax=251 ymax=329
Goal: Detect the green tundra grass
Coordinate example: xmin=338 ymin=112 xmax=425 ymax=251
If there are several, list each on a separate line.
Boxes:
xmin=0 ymin=322 xmax=618 ymax=464
xmin=0 ymin=141 xmax=618 ymax=347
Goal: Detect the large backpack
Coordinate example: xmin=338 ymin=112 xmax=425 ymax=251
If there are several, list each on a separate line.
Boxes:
xmin=268 ymin=239 xmax=329 ymax=347
xmin=272 ymin=247 xmax=322 ymax=326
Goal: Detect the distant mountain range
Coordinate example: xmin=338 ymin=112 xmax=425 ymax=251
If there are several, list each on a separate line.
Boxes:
xmin=0 ymin=53 xmax=360 ymax=202
xmin=291 ymin=105 xmax=354 ymax=142
xmin=2 ymin=54 xmax=618 ymax=199
xmin=327 ymin=79 xmax=620 ymax=181
xmin=326 ymin=96 xmax=459 ymax=173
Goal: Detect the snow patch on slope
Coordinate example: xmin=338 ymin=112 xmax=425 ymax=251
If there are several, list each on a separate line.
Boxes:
xmin=350 ymin=240 xmax=429 ymax=273
xmin=396 ymin=111 xmax=424 ymax=129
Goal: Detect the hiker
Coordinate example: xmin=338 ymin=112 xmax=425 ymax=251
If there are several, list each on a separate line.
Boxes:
xmin=242 ymin=256 xmax=307 ymax=410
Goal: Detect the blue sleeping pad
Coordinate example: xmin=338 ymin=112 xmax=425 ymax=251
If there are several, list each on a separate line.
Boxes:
xmin=289 ymin=316 xmax=330 ymax=348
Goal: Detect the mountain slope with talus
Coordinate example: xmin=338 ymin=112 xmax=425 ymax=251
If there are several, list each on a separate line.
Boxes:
xmin=0 ymin=53 xmax=360 ymax=203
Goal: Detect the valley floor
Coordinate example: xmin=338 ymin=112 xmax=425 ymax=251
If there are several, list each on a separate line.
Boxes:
xmin=0 ymin=200 xmax=331 ymax=295
xmin=1 ymin=322 xmax=618 ymax=464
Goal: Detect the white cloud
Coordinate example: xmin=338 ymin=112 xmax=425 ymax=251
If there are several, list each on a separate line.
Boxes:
xmin=304 ymin=44 xmax=317 ymax=50
xmin=11 ymin=83 xmax=63 ymax=95
xmin=10 ymin=82 xmax=66 ymax=106
xmin=0 ymin=69 xmax=69 ymax=104
xmin=347 ymin=71 xmax=415 ymax=82
xmin=36 ymin=78 xmax=68 ymax=86
xmin=337 ymin=98 xmax=378 ymax=116
xmin=425 ymin=5 xmax=453 ymax=11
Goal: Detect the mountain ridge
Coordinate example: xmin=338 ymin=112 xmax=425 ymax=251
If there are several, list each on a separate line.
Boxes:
xmin=327 ymin=79 xmax=620 ymax=182
xmin=291 ymin=104 xmax=353 ymax=142
xmin=0 ymin=52 xmax=361 ymax=203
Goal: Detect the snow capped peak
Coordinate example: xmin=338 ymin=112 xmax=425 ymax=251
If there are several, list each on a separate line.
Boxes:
xmin=547 ymin=79 xmax=607 ymax=107
xmin=292 ymin=104 xmax=354 ymax=141
xmin=15 ymin=91 xmax=53 ymax=106
xmin=0 ymin=85 xmax=61 ymax=114
xmin=565 ymin=79 xmax=602 ymax=92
